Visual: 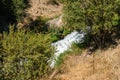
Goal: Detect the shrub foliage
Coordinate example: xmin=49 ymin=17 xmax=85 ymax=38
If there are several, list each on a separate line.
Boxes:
xmin=63 ymin=0 xmax=120 ymax=47
xmin=0 ymin=26 xmax=53 ymax=80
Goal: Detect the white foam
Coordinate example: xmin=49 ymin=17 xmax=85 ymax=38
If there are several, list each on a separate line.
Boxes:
xmin=50 ymin=31 xmax=85 ymax=68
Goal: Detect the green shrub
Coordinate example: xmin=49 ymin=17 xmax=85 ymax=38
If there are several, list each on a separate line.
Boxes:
xmin=0 ymin=26 xmax=53 ymax=80
xmin=49 ymin=27 xmax=71 ymax=42
xmin=63 ymin=0 xmax=120 ymax=48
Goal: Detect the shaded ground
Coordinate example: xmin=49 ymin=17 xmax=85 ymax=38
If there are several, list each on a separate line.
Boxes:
xmin=53 ymin=41 xmax=120 ymax=80
xmin=0 ymin=16 xmax=9 ymax=33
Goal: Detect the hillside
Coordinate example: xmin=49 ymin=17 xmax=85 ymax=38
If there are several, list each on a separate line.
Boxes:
xmin=54 ymin=41 xmax=120 ymax=80
xmin=0 ymin=0 xmax=120 ymax=80
xmin=25 ymin=0 xmax=63 ymax=19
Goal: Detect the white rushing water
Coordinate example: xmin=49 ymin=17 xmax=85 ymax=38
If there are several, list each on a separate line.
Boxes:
xmin=50 ymin=31 xmax=86 ymax=68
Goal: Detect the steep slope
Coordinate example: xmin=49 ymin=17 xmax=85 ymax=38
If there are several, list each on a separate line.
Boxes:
xmin=26 ymin=0 xmax=62 ymax=19
xmin=55 ymin=42 xmax=120 ymax=80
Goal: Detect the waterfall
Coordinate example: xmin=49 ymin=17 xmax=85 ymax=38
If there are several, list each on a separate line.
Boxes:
xmin=50 ymin=31 xmax=86 ymax=68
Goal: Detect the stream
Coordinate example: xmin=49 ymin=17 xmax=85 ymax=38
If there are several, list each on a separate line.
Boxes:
xmin=50 ymin=30 xmax=86 ymax=68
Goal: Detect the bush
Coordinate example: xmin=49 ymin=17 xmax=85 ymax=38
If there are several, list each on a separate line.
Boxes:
xmin=0 ymin=26 xmax=53 ymax=80
xmin=49 ymin=27 xmax=71 ymax=42
xmin=63 ymin=0 xmax=120 ymax=48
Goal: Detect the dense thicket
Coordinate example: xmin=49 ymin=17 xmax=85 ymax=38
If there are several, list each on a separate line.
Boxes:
xmin=63 ymin=0 xmax=120 ymax=48
xmin=0 ymin=26 xmax=53 ymax=80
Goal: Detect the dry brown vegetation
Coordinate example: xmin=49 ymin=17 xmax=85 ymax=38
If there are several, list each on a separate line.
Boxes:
xmin=25 ymin=0 xmax=62 ymax=20
xmin=53 ymin=41 xmax=120 ymax=80
xmin=17 ymin=0 xmax=63 ymax=29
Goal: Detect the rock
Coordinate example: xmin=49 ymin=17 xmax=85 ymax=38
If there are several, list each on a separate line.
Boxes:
xmin=46 ymin=15 xmax=63 ymax=28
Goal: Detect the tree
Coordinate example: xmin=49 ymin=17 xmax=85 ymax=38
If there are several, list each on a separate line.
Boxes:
xmin=63 ymin=0 xmax=120 ymax=48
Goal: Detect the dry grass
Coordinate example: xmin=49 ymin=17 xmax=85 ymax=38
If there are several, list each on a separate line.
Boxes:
xmin=54 ymin=42 xmax=120 ymax=80
xmin=18 ymin=0 xmax=62 ymax=29
xmin=25 ymin=0 xmax=63 ymax=20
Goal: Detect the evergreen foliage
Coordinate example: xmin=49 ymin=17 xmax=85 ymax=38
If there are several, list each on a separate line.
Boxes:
xmin=0 ymin=26 xmax=53 ymax=80
xmin=63 ymin=0 xmax=120 ymax=47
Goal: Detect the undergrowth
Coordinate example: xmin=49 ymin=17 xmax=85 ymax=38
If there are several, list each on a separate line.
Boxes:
xmin=0 ymin=26 xmax=53 ymax=80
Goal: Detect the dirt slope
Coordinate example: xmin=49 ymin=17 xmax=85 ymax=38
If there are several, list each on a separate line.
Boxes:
xmin=54 ymin=42 xmax=120 ymax=80
xmin=26 ymin=0 xmax=62 ymax=19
